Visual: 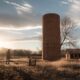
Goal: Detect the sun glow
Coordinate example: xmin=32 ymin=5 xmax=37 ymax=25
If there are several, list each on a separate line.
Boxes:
xmin=0 ymin=41 xmax=12 ymax=49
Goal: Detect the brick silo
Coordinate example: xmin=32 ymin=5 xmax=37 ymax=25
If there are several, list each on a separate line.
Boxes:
xmin=43 ymin=13 xmax=61 ymax=61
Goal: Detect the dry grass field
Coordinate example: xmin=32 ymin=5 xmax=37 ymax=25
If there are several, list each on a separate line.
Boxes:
xmin=0 ymin=58 xmax=79 ymax=80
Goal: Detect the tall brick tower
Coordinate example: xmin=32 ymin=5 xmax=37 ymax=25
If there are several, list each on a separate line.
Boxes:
xmin=43 ymin=13 xmax=61 ymax=61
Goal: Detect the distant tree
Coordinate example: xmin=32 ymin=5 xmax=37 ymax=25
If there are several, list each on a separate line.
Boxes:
xmin=13 ymin=49 xmax=32 ymax=57
xmin=38 ymin=50 xmax=42 ymax=56
xmin=61 ymin=16 xmax=76 ymax=48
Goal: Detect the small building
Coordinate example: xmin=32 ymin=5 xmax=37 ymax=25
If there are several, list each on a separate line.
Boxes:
xmin=66 ymin=49 xmax=80 ymax=60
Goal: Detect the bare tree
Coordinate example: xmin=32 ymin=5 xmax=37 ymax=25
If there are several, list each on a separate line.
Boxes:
xmin=61 ymin=16 xmax=76 ymax=48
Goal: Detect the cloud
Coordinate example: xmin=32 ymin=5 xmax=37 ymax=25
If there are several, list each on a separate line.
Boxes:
xmin=0 ymin=11 xmax=41 ymax=28
xmin=61 ymin=1 xmax=68 ymax=5
xmin=0 ymin=0 xmax=41 ymax=28
xmin=4 ymin=0 xmax=32 ymax=14
xmin=66 ymin=0 xmax=80 ymax=26
xmin=61 ymin=0 xmax=73 ymax=5
xmin=67 ymin=0 xmax=73 ymax=3
xmin=12 ymin=26 xmax=42 ymax=41
xmin=61 ymin=0 xmax=73 ymax=3
xmin=13 ymin=35 xmax=41 ymax=41
xmin=61 ymin=0 xmax=80 ymax=26
xmin=19 ymin=26 xmax=41 ymax=30
xmin=0 ymin=26 xmax=42 ymax=42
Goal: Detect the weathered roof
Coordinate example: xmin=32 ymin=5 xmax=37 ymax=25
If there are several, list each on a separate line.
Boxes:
xmin=66 ymin=49 xmax=80 ymax=54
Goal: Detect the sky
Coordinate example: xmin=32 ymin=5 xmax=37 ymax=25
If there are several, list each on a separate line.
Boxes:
xmin=0 ymin=0 xmax=80 ymax=51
